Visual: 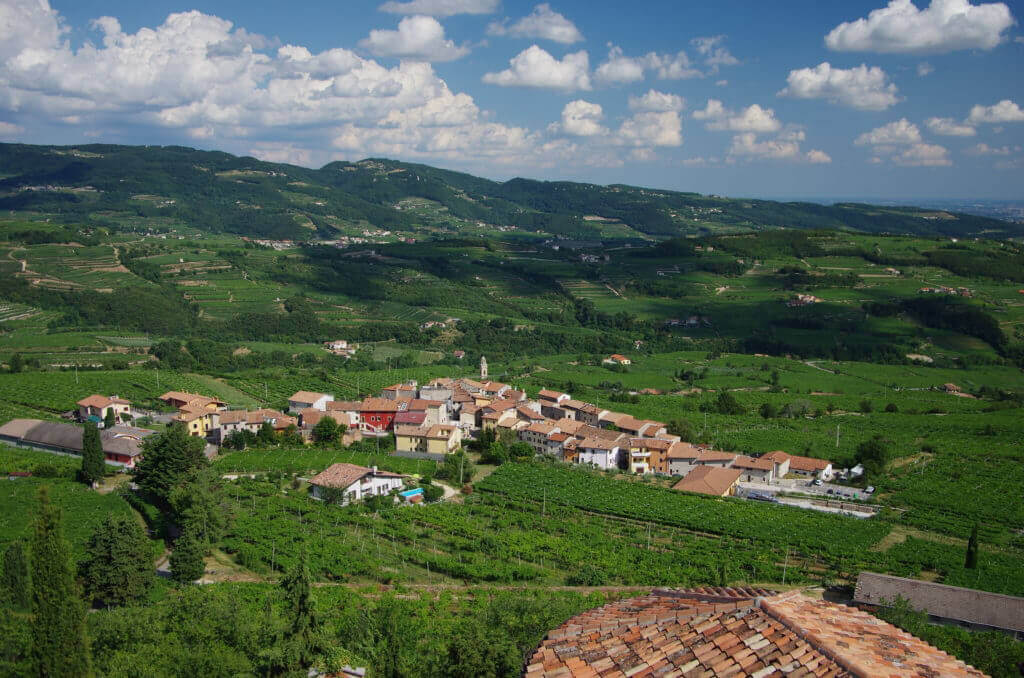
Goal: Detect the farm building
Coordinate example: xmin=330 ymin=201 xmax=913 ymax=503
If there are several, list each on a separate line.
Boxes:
xmin=525 ymin=588 xmax=987 ymax=677
xmin=602 ymin=354 xmax=631 ymax=365
xmin=854 ymin=572 xmax=1024 ymax=640
xmin=731 ymin=455 xmax=775 ymax=483
xmin=308 ymin=463 xmax=404 ymax=505
xmin=0 ymin=418 xmax=155 ymax=468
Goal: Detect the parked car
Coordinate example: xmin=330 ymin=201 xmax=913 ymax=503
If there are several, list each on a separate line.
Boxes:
xmin=813 ymin=479 xmax=823 ymax=486
xmin=865 ymin=486 xmax=875 ymax=494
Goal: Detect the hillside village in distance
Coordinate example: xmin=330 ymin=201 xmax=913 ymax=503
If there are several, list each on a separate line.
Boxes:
xmin=1 ymin=352 xmax=865 ymax=513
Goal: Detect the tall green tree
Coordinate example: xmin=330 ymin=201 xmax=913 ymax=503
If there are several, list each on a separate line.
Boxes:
xmin=79 ymin=421 xmax=105 ymax=487
xmin=279 ymin=547 xmax=323 ymax=671
xmin=9 ymin=352 xmax=24 ymax=374
xmin=168 ymin=467 xmax=229 ymax=545
xmin=29 ymin=486 xmax=92 ymax=677
xmin=965 ymin=523 xmax=979 ymax=569
xmin=256 ymin=421 xmax=277 ymax=446
xmin=1 ymin=541 xmax=31 ymax=610
xmin=133 ymin=423 xmax=207 ymax=504
xmin=311 ymin=417 xmax=338 ymax=445
xmin=169 ymin=527 xmax=205 ymax=585
xmin=79 ymin=514 xmax=154 ymax=608
xmin=855 ymin=437 xmax=891 ymax=480
xmin=103 ymin=407 xmax=116 ymax=430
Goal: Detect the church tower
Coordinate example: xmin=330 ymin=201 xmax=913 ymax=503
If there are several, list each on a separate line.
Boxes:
xmin=480 ymin=355 xmax=488 ymax=380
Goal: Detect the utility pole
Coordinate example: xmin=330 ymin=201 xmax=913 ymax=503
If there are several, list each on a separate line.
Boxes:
xmin=836 ymin=425 xmax=840 ymax=449
xmin=783 ymin=546 xmax=790 ymax=585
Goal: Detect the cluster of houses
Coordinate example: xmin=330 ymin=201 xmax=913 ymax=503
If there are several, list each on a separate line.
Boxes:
xmin=268 ymin=357 xmax=835 ymax=494
xmin=786 ymin=293 xmax=823 ymax=308
xmin=3 ymin=358 xmax=835 ymax=498
xmin=919 ymin=285 xmax=972 ymax=297
xmin=322 ymin=339 xmax=358 ymax=358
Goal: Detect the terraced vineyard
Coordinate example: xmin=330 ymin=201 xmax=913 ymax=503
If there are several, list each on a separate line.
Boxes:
xmin=0 ymin=369 xmax=251 ymax=414
xmin=0 ymin=477 xmax=136 ymax=560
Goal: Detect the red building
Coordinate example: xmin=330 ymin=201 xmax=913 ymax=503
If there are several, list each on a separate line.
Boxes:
xmin=358 ymin=398 xmax=405 ymax=434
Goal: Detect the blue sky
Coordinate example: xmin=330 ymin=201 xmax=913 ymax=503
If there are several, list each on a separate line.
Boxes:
xmin=0 ymin=0 xmax=1022 ymax=199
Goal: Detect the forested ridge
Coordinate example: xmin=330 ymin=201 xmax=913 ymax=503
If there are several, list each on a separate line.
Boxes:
xmin=1 ymin=143 xmax=1020 ymax=241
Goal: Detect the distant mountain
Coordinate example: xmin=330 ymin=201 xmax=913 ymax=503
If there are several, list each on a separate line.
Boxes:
xmin=1 ymin=142 xmax=1020 ymax=240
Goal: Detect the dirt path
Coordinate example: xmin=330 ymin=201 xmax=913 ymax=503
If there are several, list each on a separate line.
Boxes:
xmin=804 ymin=361 xmax=835 ymax=374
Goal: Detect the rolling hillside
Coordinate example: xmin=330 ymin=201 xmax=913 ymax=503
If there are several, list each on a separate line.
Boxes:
xmin=0 ymin=142 xmax=1020 ymax=241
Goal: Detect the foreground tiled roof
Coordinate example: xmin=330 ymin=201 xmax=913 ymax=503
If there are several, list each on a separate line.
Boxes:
xmin=762 ymin=591 xmax=987 ymax=678
xmin=289 ymin=390 xmax=330 ymax=403
xmin=525 ymin=589 xmax=988 ymax=678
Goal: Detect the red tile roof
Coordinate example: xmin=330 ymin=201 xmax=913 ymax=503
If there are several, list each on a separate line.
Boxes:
xmin=289 ymin=391 xmax=330 ymax=404
xmin=694 ymin=450 xmax=737 ymax=464
xmin=672 ymin=466 xmax=742 ymax=496
xmin=359 ymin=397 xmax=401 ymax=412
xmin=788 ymin=454 xmax=831 ymax=472
xmin=309 ymin=463 xmax=401 ymax=489
xmin=731 ymin=455 xmax=774 ymax=471
xmin=525 ymin=589 xmax=987 ymax=678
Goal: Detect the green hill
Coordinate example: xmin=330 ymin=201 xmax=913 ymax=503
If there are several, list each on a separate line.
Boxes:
xmin=1 ymin=143 xmax=1019 ymax=241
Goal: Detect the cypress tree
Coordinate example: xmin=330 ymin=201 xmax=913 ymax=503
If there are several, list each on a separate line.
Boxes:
xmin=79 ymin=514 xmax=154 ymax=608
xmin=29 ymin=486 xmax=93 ymax=677
xmin=80 ymin=422 xmax=105 ymax=487
xmin=133 ymin=423 xmax=207 ymax=503
xmin=169 ymin=528 xmax=205 ymax=584
xmin=965 ymin=522 xmax=979 ymax=569
xmin=280 ymin=547 xmax=322 ymax=670
xmin=103 ymin=407 xmax=116 ymax=429
xmin=1 ymin=541 xmax=31 ymax=610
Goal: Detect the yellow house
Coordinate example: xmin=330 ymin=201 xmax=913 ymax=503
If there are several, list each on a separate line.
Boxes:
xmin=174 ymin=406 xmax=221 ymax=437
xmin=394 ymin=424 xmax=462 ymax=455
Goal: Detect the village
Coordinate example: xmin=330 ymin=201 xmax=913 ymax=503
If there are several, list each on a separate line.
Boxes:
xmin=0 ymin=354 xmax=863 ymax=512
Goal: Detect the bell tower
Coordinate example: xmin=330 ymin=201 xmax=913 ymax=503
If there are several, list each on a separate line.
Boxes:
xmin=480 ymin=355 xmax=488 ymax=380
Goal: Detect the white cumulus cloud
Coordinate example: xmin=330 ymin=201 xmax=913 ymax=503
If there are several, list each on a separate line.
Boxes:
xmin=693 ymin=99 xmax=782 ymax=133
xmin=967 ymin=99 xmax=1024 ymax=124
xmin=482 ymin=45 xmax=591 ymax=91
xmin=925 ymin=117 xmax=976 ymax=135
xmin=360 ymin=16 xmax=469 ymax=62
xmin=594 ymin=45 xmax=648 ymax=84
xmin=825 ymin=0 xmax=1015 ymax=54
xmin=728 ymin=132 xmax=829 ymax=163
xmin=628 ymin=89 xmax=685 ymax=112
xmin=779 ymin=62 xmax=900 ymax=110
xmin=893 ymin=143 xmax=952 ymax=165
xmin=965 ymin=142 xmax=1018 ymax=155
xmin=855 ymin=118 xmax=923 ymax=145
xmin=647 ymin=51 xmax=703 ymax=79
xmin=691 ymin=35 xmax=739 ymax=72
xmin=378 ymin=0 xmax=498 ymax=17
xmin=618 ymin=111 xmax=683 ymax=147
xmin=557 ymin=99 xmax=606 ymax=136
xmin=487 ymin=4 xmax=583 ymax=44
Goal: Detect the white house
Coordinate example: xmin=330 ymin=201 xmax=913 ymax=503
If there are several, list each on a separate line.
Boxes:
xmin=308 ymin=463 xmax=404 ymax=505
xmin=288 ymin=391 xmax=334 ymax=414
xmin=576 ymin=437 xmax=622 ymax=470
xmin=76 ymin=395 xmax=132 ymax=423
